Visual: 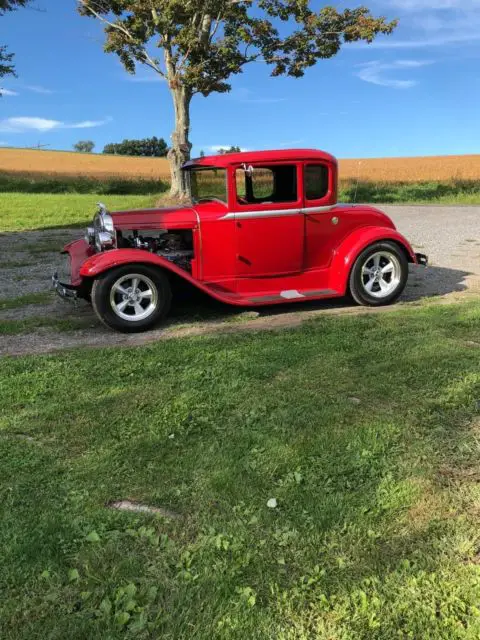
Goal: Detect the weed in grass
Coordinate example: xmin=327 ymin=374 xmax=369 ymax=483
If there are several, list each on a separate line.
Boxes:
xmin=0 ymin=260 xmax=37 ymax=269
xmin=0 ymin=315 xmax=96 ymax=335
xmin=0 ymin=291 xmax=52 ymax=310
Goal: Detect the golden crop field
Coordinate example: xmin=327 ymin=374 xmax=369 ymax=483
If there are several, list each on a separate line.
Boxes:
xmin=339 ymin=155 xmax=480 ymax=183
xmin=1 ymin=147 xmax=480 ymax=183
xmin=0 ymin=148 xmax=171 ymax=180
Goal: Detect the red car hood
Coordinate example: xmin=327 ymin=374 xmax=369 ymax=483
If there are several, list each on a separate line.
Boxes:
xmin=110 ymin=205 xmax=198 ymax=231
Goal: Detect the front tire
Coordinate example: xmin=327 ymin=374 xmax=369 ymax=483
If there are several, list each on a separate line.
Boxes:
xmin=92 ymin=265 xmax=172 ymax=333
xmin=349 ymin=241 xmax=408 ymax=306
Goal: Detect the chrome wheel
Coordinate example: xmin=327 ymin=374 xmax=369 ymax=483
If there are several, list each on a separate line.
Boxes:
xmin=109 ymin=273 xmax=158 ymax=322
xmin=360 ymin=251 xmax=401 ymax=299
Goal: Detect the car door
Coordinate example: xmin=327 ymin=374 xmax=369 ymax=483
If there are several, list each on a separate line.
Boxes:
xmin=303 ymin=162 xmax=341 ymax=270
xmin=233 ymin=163 xmax=304 ymax=277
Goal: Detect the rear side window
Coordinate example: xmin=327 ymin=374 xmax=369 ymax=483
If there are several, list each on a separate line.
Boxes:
xmin=305 ymin=164 xmax=329 ymax=200
xmin=235 ymin=164 xmax=297 ymax=204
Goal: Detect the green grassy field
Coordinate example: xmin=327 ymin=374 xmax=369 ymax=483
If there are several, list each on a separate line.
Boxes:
xmin=1 ymin=303 xmax=480 ymax=638
xmin=0 ymin=193 xmax=160 ymax=232
xmin=1 ymin=184 xmax=478 ymax=234
xmin=339 ymin=180 xmax=480 ymax=205
xmin=0 ymin=172 xmax=167 ymax=196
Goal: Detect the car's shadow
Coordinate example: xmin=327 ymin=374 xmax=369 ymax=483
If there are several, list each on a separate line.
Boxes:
xmin=164 ymin=264 xmax=472 ymax=327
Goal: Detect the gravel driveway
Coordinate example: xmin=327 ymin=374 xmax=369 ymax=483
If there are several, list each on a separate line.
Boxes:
xmin=1 ymin=205 xmax=479 ymax=356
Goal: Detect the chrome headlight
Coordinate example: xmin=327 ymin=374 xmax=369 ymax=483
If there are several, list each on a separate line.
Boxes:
xmin=85 ymin=226 xmax=95 ymax=245
xmin=89 ymin=202 xmax=116 ymax=251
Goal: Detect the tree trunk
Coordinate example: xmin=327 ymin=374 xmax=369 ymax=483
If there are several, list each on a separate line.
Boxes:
xmin=168 ymin=87 xmax=192 ymax=200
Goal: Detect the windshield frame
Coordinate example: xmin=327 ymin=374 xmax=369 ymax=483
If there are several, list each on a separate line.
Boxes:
xmin=185 ymin=166 xmax=228 ymax=205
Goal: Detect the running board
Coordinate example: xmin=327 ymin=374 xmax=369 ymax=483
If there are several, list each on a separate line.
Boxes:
xmin=248 ymin=289 xmax=337 ymax=303
xmin=202 ymin=283 xmax=340 ymax=307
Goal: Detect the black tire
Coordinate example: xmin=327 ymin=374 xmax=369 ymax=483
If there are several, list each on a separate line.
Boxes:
xmin=92 ymin=264 xmax=172 ymax=333
xmin=349 ymin=241 xmax=408 ymax=307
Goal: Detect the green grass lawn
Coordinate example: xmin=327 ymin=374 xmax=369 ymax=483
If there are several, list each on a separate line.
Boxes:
xmin=1 ymin=302 xmax=480 ymax=638
xmin=0 ymin=193 xmax=160 ymax=232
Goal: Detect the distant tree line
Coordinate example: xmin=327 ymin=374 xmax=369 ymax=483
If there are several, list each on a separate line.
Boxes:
xmin=218 ymin=146 xmax=241 ymax=154
xmin=74 ymin=139 xmax=242 ymax=158
xmin=103 ymin=136 xmax=168 ymax=157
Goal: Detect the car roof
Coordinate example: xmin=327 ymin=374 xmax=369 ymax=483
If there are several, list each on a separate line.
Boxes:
xmin=182 ymin=148 xmax=337 ymax=169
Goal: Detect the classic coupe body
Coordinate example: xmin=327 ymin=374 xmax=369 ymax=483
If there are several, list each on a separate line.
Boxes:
xmin=53 ymin=149 xmax=427 ymax=332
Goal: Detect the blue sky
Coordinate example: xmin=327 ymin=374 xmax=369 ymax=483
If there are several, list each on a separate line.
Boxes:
xmin=1 ymin=0 xmax=479 ymax=158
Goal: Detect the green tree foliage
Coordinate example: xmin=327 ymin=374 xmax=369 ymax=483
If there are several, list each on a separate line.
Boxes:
xmin=218 ymin=146 xmax=241 ymax=154
xmin=78 ymin=0 xmax=397 ymax=197
xmin=73 ymin=140 xmax=95 ymax=153
xmin=0 ymin=0 xmax=31 ymax=81
xmin=102 ymin=136 xmax=169 ymax=157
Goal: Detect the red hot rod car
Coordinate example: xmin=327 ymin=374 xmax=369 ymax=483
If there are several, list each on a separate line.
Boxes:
xmin=53 ymin=149 xmax=427 ymax=332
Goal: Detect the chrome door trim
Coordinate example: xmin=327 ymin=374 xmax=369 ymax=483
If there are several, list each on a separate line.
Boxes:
xmin=220 ymin=205 xmax=336 ymax=221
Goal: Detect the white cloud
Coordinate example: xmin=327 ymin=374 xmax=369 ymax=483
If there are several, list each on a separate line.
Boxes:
xmin=356 ymin=59 xmax=434 ymax=88
xmin=69 ymin=119 xmax=111 ymax=129
xmin=0 ymin=116 xmax=112 ymax=133
xmin=24 ymin=85 xmax=54 ymax=94
xmin=1 ymin=88 xmax=19 ymax=96
xmin=360 ymin=0 xmax=480 ymax=48
xmin=359 ymin=31 xmax=480 ymax=49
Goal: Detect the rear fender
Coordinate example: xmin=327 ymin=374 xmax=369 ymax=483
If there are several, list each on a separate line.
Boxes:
xmin=329 ymin=226 xmax=417 ymax=294
xmin=79 ymin=248 xmax=227 ymax=302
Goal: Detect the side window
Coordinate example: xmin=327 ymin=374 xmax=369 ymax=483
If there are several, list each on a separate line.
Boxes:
xmin=235 ymin=165 xmax=297 ymax=205
xmin=252 ymin=168 xmax=274 ymax=200
xmin=305 ymin=164 xmax=329 ymax=201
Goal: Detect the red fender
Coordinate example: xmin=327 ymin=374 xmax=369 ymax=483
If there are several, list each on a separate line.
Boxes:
xmin=79 ymin=247 xmax=235 ymax=304
xmin=328 ymin=226 xmax=417 ymax=294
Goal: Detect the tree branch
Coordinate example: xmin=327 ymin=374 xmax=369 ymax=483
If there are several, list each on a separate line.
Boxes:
xmin=78 ymin=0 xmax=166 ymax=77
xmin=209 ymin=11 xmax=223 ymax=44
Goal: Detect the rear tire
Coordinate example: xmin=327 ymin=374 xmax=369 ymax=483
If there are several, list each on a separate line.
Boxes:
xmin=349 ymin=241 xmax=408 ymax=306
xmin=92 ymin=265 xmax=172 ymax=333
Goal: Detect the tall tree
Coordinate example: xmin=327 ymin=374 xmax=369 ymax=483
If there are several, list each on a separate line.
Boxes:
xmin=73 ymin=140 xmax=95 ymax=153
xmin=78 ymin=1 xmax=397 ymax=199
xmin=0 ymin=0 xmax=31 ymax=83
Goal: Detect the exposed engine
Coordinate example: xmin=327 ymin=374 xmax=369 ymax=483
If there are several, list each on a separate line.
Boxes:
xmin=118 ymin=230 xmax=193 ymax=272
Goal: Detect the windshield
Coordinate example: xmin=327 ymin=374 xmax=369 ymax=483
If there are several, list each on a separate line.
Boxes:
xmin=188 ymin=167 xmax=227 ymax=204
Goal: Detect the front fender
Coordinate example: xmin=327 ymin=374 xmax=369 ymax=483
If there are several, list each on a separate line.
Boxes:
xmin=80 ymin=247 xmax=201 ymax=283
xmin=328 ymin=226 xmax=417 ymax=294
xmin=79 ymin=248 xmax=228 ymax=302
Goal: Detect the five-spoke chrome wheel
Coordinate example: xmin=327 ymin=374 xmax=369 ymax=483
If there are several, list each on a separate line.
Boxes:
xmin=109 ymin=273 xmax=158 ymax=321
xmin=92 ymin=265 xmax=171 ymax=333
xmin=349 ymin=242 xmax=408 ymax=307
xmin=360 ymin=251 xmax=401 ymax=299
